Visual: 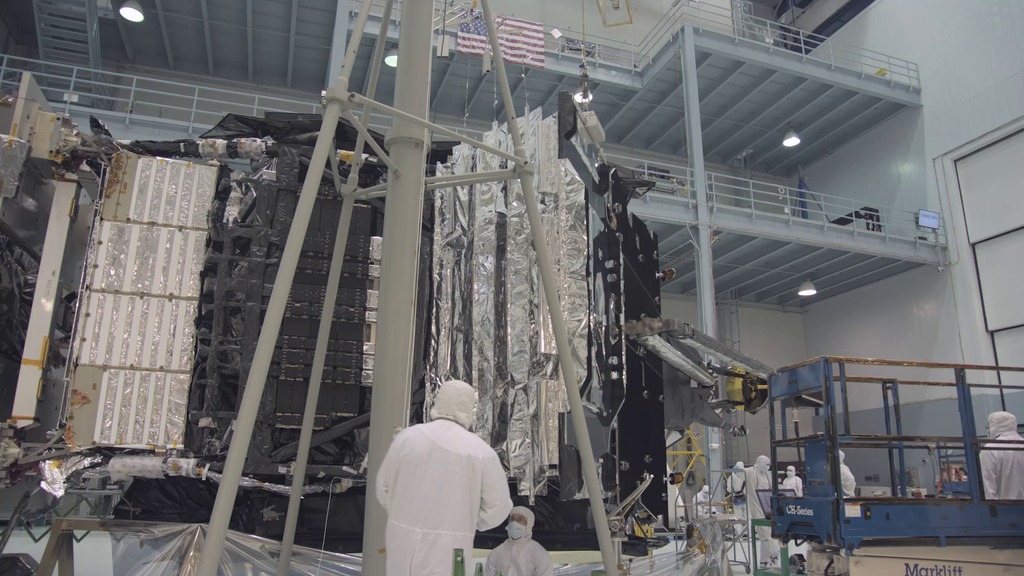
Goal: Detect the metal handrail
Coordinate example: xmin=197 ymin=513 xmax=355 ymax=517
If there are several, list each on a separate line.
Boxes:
xmin=1 ymin=53 xmax=937 ymax=248
xmin=705 ymin=171 xmax=944 ymax=245
xmin=638 ymin=2 xmax=919 ymax=89
xmin=359 ymin=1 xmax=917 ymax=86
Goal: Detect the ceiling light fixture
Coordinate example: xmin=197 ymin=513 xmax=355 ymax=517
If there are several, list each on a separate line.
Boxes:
xmin=797 ymin=279 xmax=817 ymax=297
xmin=119 ymin=0 xmax=145 ymax=22
xmin=384 ymin=47 xmax=399 ymax=68
xmin=574 ymin=63 xmax=593 ymax=104
xmin=783 ymin=127 xmax=801 ymax=148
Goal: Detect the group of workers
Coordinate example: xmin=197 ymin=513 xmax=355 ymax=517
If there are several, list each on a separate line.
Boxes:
xmin=375 ymin=379 xmax=553 ymax=576
xmin=370 ymin=378 xmax=1024 ymax=576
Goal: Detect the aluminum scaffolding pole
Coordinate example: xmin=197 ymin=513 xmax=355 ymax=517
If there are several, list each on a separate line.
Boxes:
xmin=680 ymin=25 xmax=722 ymax=496
xmin=275 ymin=0 xmax=390 ymax=572
xmin=361 ymin=0 xmax=434 ymax=573
xmin=478 ymin=0 xmax=619 ymax=573
xmin=197 ymin=7 xmax=372 ymax=575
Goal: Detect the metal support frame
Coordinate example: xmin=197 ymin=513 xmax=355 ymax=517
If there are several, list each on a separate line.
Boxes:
xmin=680 ymin=25 xmax=722 ymax=501
xmin=13 ymin=179 xmax=79 ymax=427
xmin=197 ymin=1 xmax=619 ymax=573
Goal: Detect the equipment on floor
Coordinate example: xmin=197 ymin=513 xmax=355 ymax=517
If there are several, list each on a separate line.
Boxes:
xmin=768 ymin=357 xmax=1024 ymax=575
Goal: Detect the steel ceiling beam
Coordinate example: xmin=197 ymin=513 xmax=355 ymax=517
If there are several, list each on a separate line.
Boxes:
xmin=620 ymin=83 xmax=683 ymax=144
xmin=768 ymin=98 xmax=887 ymax=173
xmin=764 ymin=255 xmax=884 ymax=304
xmin=704 ymin=77 xmax=809 ymax=160
xmin=666 ymin=235 xmax=764 ymax=292
xmin=84 ymin=0 xmax=101 ymax=70
xmin=431 ymin=57 xmax=456 ymax=105
xmin=467 ymin=70 xmax=492 ymax=112
xmin=650 ymin=61 xmax=748 ymax=150
xmin=744 ymin=86 xmax=846 ymax=164
xmin=738 ymin=85 xmax=842 ymax=165
xmin=154 ymin=0 xmax=175 ymax=69
xmin=287 ymin=0 xmax=298 ymax=86
xmin=697 ymin=70 xmax=778 ymax=142
xmin=658 ymin=228 xmax=694 ymax=259
xmin=541 ymin=78 xmax=569 ymax=111
xmin=779 ymin=258 xmax=909 ymax=306
xmin=498 ymin=68 xmax=531 ymax=122
xmin=246 ymin=0 xmax=254 ymax=81
xmin=712 ymin=241 xmax=794 ymax=290
xmin=617 ymin=53 xmax=710 ymax=144
xmin=753 ymin=252 xmax=866 ymax=302
xmin=604 ymin=38 xmax=681 ymax=132
xmin=200 ymin=0 xmax=214 ymax=75
xmin=725 ymin=246 xmax=827 ymax=295
xmin=115 ymin=15 xmax=134 ymax=64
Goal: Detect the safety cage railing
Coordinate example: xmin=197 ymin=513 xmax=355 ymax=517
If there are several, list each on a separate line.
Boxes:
xmin=767 ymin=357 xmax=1024 ymax=550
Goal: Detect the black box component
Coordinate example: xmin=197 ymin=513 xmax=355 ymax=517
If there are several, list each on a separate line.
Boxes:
xmin=186 ymin=144 xmax=382 ymax=469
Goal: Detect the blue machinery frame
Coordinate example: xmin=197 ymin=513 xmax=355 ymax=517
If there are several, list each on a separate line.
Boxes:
xmin=767 ymin=357 xmax=1024 ymax=551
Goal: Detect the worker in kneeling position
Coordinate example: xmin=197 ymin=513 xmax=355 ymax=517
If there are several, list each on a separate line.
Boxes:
xmin=486 ymin=505 xmax=553 ymax=576
xmin=376 ymin=380 xmax=513 ymax=576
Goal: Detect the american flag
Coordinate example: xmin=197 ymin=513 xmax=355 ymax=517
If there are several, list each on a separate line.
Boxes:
xmin=457 ymin=10 xmax=545 ymax=69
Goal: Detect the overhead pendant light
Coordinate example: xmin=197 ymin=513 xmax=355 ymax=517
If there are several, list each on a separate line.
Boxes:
xmin=384 ymin=47 xmax=399 ymax=68
xmin=797 ymin=279 xmax=817 ymax=297
xmin=573 ymin=63 xmax=593 ymax=104
xmin=119 ymin=0 xmax=145 ymax=22
xmin=783 ymin=127 xmax=801 ymax=148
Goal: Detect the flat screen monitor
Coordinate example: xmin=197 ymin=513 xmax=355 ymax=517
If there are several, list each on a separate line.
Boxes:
xmin=756 ymin=489 xmax=798 ymax=519
xmin=917 ymin=209 xmax=941 ymax=230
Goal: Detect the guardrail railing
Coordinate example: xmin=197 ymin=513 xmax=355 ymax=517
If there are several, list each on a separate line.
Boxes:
xmin=706 ymin=171 xmax=943 ymax=245
xmin=0 ymin=55 xmax=321 ymax=134
xmin=365 ymin=1 xmax=918 ymax=87
xmin=1 ymin=54 xmax=938 ymax=251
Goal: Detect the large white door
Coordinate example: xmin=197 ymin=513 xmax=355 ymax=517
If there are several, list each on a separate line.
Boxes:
xmin=955 ymin=129 xmax=1024 ymax=371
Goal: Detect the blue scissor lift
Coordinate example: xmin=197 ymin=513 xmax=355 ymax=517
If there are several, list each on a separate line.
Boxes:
xmin=766 ymin=357 xmax=1024 ymax=571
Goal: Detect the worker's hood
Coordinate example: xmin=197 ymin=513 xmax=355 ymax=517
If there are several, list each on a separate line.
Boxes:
xmin=839 ymin=450 xmax=846 ymax=464
xmin=754 ymin=455 xmax=771 ymax=474
xmin=733 ymin=461 xmax=745 ymax=471
xmin=429 ymin=380 xmax=478 ymax=430
xmin=509 ymin=505 xmax=535 ymax=539
xmin=701 ymin=485 xmax=710 ymax=494
xmin=989 ymin=411 xmax=1018 ymax=438
xmin=786 ymin=466 xmax=796 ymax=477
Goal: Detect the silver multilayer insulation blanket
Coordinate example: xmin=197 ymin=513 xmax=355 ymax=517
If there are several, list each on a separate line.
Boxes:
xmin=427 ymin=109 xmax=588 ymax=497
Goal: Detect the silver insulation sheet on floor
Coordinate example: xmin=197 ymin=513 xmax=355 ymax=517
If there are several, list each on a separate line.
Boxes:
xmin=108 ymin=521 xmax=363 ymax=575
xmin=427 ymin=109 xmax=587 ymax=497
xmin=73 ymin=154 xmax=216 ymax=449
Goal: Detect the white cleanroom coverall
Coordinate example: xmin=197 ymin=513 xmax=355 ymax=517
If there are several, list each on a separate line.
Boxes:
xmin=376 ymin=380 xmax=513 ymax=576
xmin=782 ymin=465 xmax=803 ymax=497
xmin=748 ymin=455 xmax=779 ymax=565
xmin=693 ymin=485 xmax=712 ymax=516
xmin=839 ymin=450 xmax=856 ymax=498
xmin=486 ymin=505 xmax=554 ymax=576
xmin=980 ymin=411 xmax=1024 ymax=500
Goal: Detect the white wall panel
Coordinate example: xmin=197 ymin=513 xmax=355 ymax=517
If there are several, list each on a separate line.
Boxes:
xmin=974 ymin=229 xmax=1024 ymax=332
xmin=803 ymin=266 xmax=962 ymax=411
xmin=994 ymin=327 xmax=1024 ymax=389
xmin=955 ymin=130 xmax=1024 ymax=242
xmin=797 ymin=0 xmax=1024 ymax=368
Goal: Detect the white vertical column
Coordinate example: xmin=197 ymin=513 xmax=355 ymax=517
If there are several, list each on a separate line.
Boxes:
xmin=680 ymin=25 xmax=722 ymax=495
xmin=361 ymin=1 xmax=434 ymax=574
xmin=325 ymin=0 xmax=353 ymax=87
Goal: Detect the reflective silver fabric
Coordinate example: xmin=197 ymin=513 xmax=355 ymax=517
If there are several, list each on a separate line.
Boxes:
xmin=426 ymin=109 xmax=591 ymax=497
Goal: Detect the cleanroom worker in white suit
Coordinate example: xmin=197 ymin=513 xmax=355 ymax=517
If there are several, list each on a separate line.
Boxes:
xmin=486 ymin=505 xmax=554 ymax=576
xmin=747 ymin=455 xmax=780 ymax=566
xmin=376 ymin=380 xmax=513 ymax=576
xmin=782 ymin=465 xmax=804 ymax=497
xmin=980 ymin=411 xmax=1024 ymax=500
xmin=693 ymin=485 xmax=712 ymax=516
xmin=839 ymin=450 xmax=856 ymax=498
